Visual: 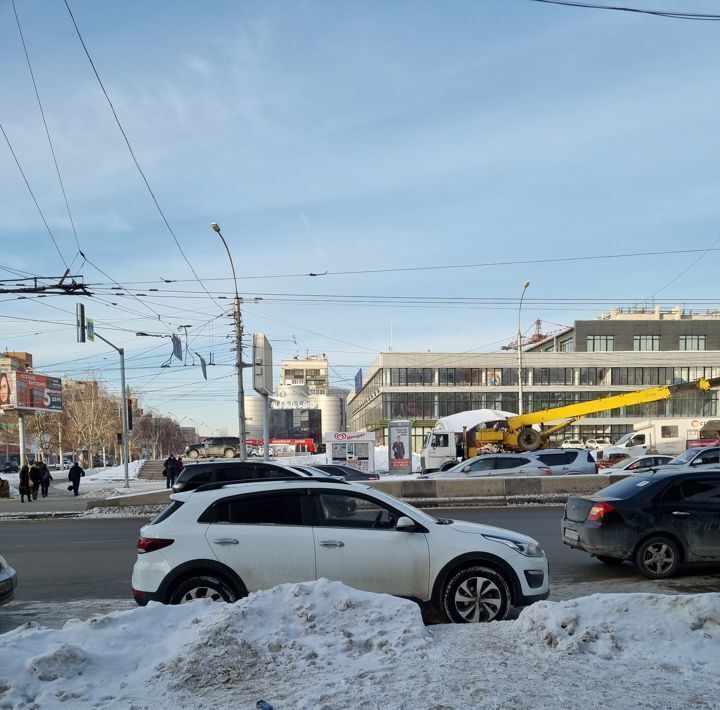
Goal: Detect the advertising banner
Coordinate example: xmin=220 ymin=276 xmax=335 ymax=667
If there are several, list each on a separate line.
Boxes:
xmin=388 ymin=420 xmax=412 ymax=473
xmin=324 ymin=431 xmax=375 ymax=472
xmin=0 ymin=370 xmax=63 ymax=412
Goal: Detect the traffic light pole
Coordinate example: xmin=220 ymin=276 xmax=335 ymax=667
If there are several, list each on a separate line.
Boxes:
xmin=94 ymin=332 xmax=130 ymax=489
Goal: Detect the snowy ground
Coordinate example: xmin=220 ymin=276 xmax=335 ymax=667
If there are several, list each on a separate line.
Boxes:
xmin=0 ymin=580 xmax=717 ymax=709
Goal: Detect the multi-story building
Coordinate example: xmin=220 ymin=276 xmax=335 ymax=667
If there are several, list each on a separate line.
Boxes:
xmin=279 ymin=355 xmax=329 ymax=395
xmin=348 ymin=307 xmax=720 ymax=452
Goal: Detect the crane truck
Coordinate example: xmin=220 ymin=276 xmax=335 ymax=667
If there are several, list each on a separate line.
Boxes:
xmin=420 ymin=376 xmax=720 ymax=473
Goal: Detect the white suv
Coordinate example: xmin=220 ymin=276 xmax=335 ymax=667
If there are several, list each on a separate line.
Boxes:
xmin=132 ymin=480 xmax=549 ymax=623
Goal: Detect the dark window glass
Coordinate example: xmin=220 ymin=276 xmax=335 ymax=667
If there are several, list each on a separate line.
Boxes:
xmin=536 ymin=453 xmax=574 ymax=466
xmin=315 ymin=493 xmax=398 ymax=529
xmin=494 ymin=457 xmax=530 ymax=470
xmin=212 ymin=494 xmax=304 ymax=525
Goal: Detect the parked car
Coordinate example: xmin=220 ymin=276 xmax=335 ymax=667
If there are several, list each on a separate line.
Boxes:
xmin=0 ymin=554 xmax=17 ymax=606
xmin=532 ymin=449 xmax=598 ymax=475
xmin=561 ymin=469 xmax=720 ymax=578
xmin=653 ymin=446 xmax=720 ymax=472
xmin=132 ymin=479 xmax=549 ymax=622
xmin=596 ymin=452 xmax=632 ymax=469
xmin=312 ymin=463 xmax=380 ymax=481
xmin=172 ymin=460 xmax=316 ymax=493
xmin=560 ymin=438 xmax=583 ymax=449
xmin=601 ymin=455 xmax=674 ymax=474
xmin=420 ymin=453 xmax=552 ymax=479
xmin=185 ymin=437 xmax=241 ymax=460
xmin=0 ymin=461 xmax=19 ymax=473
xmin=585 ymin=438 xmax=611 ymax=450
xmin=283 ymin=464 xmax=343 ymax=479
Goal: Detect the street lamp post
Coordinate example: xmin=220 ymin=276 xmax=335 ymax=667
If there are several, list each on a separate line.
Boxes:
xmin=210 ymin=221 xmax=247 ymax=461
xmin=517 ymin=281 xmax=531 ymax=415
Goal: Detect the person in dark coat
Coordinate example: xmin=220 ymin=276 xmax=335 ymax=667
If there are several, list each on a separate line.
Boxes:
xmin=40 ymin=462 xmax=53 ymax=498
xmin=28 ymin=462 xmax=42 ymax=500
xmin=68 ymin=462 xmax=85 ymax=496
xmin=163 ymin=454 xmax=180 ymax=489
xmin=18 ymin=464 xmax=32 ymax=503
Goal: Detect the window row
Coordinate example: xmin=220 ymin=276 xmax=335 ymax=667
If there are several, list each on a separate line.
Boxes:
xmin=587 ymin=334 xmax=709 ymax=352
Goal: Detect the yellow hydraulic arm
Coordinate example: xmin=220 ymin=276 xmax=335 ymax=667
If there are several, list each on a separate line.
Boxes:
xmin=475 ymin=376 xmax=720 ymax=452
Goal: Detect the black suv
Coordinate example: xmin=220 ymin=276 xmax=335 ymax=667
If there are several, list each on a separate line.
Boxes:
xmin=172 ymin=460 xmax=310 ymax=492
xmin=185 ymin=437 xmax=241 ymax=460
xmin=562 ymin=469 xmax=720 ymax=578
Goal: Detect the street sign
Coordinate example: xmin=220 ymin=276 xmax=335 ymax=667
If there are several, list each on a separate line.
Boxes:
xmin=86 ymin=319 xmax=95 ymax=342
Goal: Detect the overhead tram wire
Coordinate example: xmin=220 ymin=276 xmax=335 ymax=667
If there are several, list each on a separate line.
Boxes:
xmin=63 ymin=0 xmax=225 ymax=316
xmin=528 ymin=0 xmax=720 ymax=21
xmin=0 ymin=121 xmax=69 ymax=270
xmin=12 ymin=0 xmax=82 ymax=269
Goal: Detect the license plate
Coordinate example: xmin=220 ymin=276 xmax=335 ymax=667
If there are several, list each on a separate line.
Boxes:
xmin=563 ymin=528 xmax=579 ymax=542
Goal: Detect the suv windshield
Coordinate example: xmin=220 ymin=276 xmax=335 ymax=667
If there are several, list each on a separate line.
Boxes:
xmin=668 ymin=449 xmax=697 ymax=465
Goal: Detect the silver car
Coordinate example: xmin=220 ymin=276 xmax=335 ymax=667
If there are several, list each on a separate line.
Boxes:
xmin=654 ymin=446 xmax=720 ymax=472
xmin=420 ymin=453 xmax=552 ymax=478
xmin=602 ymin=454 xmax=674 ymax=474
xmin=530 ymin=449 xmax=598 ymax=475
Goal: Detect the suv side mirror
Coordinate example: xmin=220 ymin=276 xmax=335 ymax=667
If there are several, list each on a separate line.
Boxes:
xmin=396 ymin=516 xmax=417 ymax=532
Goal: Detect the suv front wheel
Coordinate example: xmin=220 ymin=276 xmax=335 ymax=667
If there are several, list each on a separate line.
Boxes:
xmin=187 ymin=449 xmax=200 ymax=460
xmin=441 ymin=565 xmax=511 ymax=623
xmin=169 ymin=575 xmax=238 ymax=604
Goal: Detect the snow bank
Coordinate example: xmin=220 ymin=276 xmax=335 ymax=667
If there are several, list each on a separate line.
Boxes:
xmin=1 ymin=584 xmax=719 ymax=708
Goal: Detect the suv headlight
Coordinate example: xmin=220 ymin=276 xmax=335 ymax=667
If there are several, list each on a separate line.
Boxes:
xmin=482 ymin=534 xmax=544 ymax=558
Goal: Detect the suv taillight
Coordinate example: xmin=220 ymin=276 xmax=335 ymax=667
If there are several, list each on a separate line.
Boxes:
xmin=587 ymin=502 xmax=614 ymax=522
xmin=137 ymin=537 xmax=174 ymax=554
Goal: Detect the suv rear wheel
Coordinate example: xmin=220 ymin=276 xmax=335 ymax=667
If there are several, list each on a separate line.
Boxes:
xmin=169 ymin=575 xmax=238 ymax=604
xmin=188 ymin=449 xmax=200 ymax=460
xmin=223 ymin=448 xmax=236 ymax=458
xmin=441 ymin=565 xmax=511 ymax=623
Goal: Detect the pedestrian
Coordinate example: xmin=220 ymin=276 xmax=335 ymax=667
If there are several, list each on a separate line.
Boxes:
xmin=68 ymin=461 xmax=85 ymax=496
xmin=163 ymin=454 xmax=180 ymax=489
xmin=177 ymin=456 xmax=184 ymax=474
xmin=40 ymin=461 xmax=53 ymax=498
xmin=29 ymin=461 xmax=42 ymax=500
xmin=18 ymin=464 xmax=32 ymax=503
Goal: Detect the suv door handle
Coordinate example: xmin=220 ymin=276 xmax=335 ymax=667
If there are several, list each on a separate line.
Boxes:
xmin=319 ymin=540 xmax=345 ymax=548
xmin=212 ymin=538 xmax=240 ymax=545
xmin=671 ymin=511 xmax=690 ymax=517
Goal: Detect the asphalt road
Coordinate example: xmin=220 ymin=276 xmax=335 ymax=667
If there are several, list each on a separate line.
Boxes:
xmin=1 ymin=507 xmax=719 ymax=633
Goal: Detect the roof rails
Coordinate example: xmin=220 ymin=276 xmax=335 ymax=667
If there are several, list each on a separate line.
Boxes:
xmin=192 ymin=477 xmax=349 ymax=494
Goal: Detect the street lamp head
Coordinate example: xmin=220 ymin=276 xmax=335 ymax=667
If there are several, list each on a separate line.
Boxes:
xmin=210 ymin=222 xmax=221 ymax=233
xmin=523 ymin=280 xmax=530 ymax=289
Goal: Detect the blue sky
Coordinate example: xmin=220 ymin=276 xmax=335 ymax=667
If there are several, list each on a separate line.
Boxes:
xmin=2 ymin=0 xmax=720 ymax=433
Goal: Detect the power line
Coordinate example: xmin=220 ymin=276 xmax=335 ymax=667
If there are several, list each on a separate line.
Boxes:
xmin=528 ymin=0 xmax=720 ymax=20
xmin=62 ymin=0 xmax=225 ymax=315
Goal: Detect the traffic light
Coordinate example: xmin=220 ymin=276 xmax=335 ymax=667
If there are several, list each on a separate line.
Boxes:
xmin=127 ymin=398 xmax=133 ymax=432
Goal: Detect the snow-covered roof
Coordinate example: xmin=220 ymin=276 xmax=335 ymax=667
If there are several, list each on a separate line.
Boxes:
xmin=433 ymin=409 xmax=517 ymax=432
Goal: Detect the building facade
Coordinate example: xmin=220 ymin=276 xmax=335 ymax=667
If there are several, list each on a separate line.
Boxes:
xmin=348 ymin=308 xmax=720 ymax=452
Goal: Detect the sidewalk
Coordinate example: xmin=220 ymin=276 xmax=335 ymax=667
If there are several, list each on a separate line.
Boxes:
xmin=0 ymin=495 xmax=88 ymax=517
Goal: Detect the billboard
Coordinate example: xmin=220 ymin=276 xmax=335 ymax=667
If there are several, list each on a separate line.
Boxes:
xmin=388 ymin=419 xmax=412 ymax=473
xmin=252 ymin=332 xmax=273 ymax=396
xmin=0 ymin=370 xmax=62 ymax=412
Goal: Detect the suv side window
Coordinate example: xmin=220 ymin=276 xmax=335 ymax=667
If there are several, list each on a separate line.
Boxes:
xmin=495 ymin=457 xmax=531 ymax=470
xmin=178 ymin=467 xmax=213 ymax=485
xmin=536 ymin=453 xmax=573 ymax=466
xmin=466 ymin=458 xmax=495 ymax=472
xmin=205 ymin=493 xmax=305 ymax=525
xmin=314 ymin=493 xmax=398 ymax=530
xmin=253 ymin=463 xmax=298 ymax=479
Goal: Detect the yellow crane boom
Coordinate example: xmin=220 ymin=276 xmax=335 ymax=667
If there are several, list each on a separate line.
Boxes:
xmin=475 ymin=376 xmax=720 ymax=452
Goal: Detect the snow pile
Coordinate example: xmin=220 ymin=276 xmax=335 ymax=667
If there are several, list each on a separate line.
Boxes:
xmin=83 ymin=459 xmax=145 ymax=481
xmin=1 ymin=584 xmax=719 ymax=708
xmin=513 ymin=592 xmax=720 ymax=669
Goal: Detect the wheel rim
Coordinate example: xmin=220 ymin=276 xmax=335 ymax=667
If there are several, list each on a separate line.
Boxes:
xmin=189 ymin=450 xmax=199 ymax=459
xmin=453 ymin=576 xmax=503 ymax=622
xmin=179 ymin=585 xmax=224 ymax=603
xmin=642 ymin=542 xmax=675 ymax=575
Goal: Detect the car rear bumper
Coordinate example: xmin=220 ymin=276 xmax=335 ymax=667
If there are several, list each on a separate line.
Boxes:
xmin=561 ymin=519 xmax=633 ymax=559
xmin=132 ymin=587 xmax=163 ymax=606
xmin=0 ymin=567 xmax=17 ymax=606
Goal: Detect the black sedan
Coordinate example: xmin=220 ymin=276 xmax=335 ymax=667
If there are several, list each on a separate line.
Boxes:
xmin=311 ymin=463 xmax=380 ymax=481
xmin=562 ymin=469 xmax=720 ymax=578
xmin=0 ymin=461 xmax=19 ymax=473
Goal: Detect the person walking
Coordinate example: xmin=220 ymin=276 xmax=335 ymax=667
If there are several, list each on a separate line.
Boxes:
xmin=163 ymin=454 xmax=180 ymax=489
xmin=40 ymin=462 xmax=53 ymax=498
xmin=18 ymin=464 xmax=32 ymax=503
xmin=68 ymin=461 xmax=85 ymax=496
xmin=29 ymin=461 xmax=42 ymax=500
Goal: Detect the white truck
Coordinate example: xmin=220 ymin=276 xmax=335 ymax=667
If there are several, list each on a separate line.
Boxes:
xmin=420 ymin=409 xmax=516 ymax=473
xmin=601 ymin=418 xmax=720 ymax=459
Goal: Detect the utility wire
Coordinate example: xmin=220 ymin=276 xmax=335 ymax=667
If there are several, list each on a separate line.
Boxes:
xmin=528 ymin=0 xmax=720 ymax=20
xmin=12 ymin=0 xmax=82 ymax=266
xmin=0 ymin=121 xmax=68 ymax=269
xmin=62 ymin=0 xmax=225 ymax=314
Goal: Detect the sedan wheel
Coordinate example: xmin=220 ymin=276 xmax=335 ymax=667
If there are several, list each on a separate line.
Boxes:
xmin=634 ymin=537 xmax=680 ymax=579
xmin=442 ymin=566 xmax=510 ymax=623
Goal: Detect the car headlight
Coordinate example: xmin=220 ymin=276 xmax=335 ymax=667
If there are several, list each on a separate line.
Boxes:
xmin=482 ymin=534 xmax=544 ymax=558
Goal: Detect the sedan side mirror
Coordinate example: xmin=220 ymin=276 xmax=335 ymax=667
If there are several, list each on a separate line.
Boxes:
xmin=396 ymin=516 xmax=417 ymax=532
